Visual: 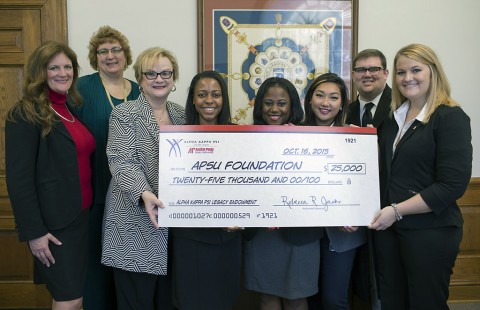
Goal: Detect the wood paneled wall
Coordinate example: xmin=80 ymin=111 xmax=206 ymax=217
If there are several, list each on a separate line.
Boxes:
xmin=449 ymin=177 xmax=480 ymax=303
xmin=0 ymin=1 xmax=68 ymax=308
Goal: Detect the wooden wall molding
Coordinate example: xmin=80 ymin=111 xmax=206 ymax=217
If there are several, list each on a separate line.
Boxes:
xmin=0 ymin=1 xmax=67 ymax=307
xmin=0 ymin=0 xmax=67 ymax=43
xmin=450 ymin=177 xmax=480 ymax=302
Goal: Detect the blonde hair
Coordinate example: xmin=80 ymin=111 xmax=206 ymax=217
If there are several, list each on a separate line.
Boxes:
xmin=391 ymin=43 xmax=458 ymax=123
xmin=133 ymin=47 xmax=179 ymax=85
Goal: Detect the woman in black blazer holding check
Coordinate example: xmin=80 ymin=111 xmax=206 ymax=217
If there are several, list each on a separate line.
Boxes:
xmin=369 ymin=43 xmax=472 ymax=310
xmin=5 ymin=41 xmax=95 ymax=309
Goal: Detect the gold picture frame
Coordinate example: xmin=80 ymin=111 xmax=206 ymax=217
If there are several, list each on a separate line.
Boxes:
xmin=198 ymin=0 xmax=358 ymax=124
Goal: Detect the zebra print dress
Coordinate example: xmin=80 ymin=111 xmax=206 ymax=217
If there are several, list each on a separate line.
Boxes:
xmin=101 ymin=93 xmax=185 ymax=275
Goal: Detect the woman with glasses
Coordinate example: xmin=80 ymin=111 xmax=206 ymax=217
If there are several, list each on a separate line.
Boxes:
xmin=74 ymin=25 xmax=141 ymax=310
xmin=101 ymin=47 xmax=184 ymax=309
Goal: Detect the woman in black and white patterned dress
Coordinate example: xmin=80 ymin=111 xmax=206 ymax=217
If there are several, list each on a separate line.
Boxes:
xmin=101 ymin=47 xmax=185 ymax=310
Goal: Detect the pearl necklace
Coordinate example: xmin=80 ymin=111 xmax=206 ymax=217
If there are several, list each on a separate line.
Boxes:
xmin=51 ymin=105 xmax=75 ymax=123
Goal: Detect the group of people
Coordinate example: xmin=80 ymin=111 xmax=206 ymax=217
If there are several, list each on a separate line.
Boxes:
xmin=5 ymin=24 xmax=472 ymax=310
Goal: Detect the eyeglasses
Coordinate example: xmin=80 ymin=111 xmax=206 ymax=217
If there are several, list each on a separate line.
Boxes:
xmin=353 ymin=67 xmax=383 ymax=74
xmin=96 ymin=47 xmax=123 ymax=55
xmin=143 ymin=70 xmax=174 ymax=80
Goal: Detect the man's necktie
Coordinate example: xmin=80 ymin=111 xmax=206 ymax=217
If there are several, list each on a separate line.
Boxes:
xmin=362 ymin=102 xmax=374 ymax=127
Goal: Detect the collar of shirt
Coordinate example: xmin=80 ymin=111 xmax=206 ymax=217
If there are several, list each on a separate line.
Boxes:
xmin=394 ymin=100 xmax=427 ymax=126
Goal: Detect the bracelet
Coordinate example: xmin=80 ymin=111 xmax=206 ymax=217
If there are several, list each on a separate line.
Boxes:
xmin=391 ymin=203 xmax=403 ymax=221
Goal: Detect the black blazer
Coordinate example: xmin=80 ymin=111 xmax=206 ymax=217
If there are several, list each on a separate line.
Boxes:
xmin=6 ymin=106 xmax=88 ymax=241
xmin=377 ymin=105 xmax=472 ymax=229
xmin=347 ymin=85 xmax=392 ymax=128
xmin=173 ymin=227 xmax=241 ymax=245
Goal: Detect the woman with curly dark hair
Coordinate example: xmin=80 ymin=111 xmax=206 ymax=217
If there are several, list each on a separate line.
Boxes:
xmin=75 ymin=25 xmax=140 ymax=309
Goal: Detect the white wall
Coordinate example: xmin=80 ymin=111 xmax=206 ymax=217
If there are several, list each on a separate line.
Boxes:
xmin=68 ymin=0 xmax=479 ymax=176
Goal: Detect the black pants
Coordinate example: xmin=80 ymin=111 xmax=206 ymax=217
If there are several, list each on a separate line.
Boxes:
xmin=113 ymin=268 xmax=174 ymax=310
xmin=373 ymin=225 xmax=462 ymax=310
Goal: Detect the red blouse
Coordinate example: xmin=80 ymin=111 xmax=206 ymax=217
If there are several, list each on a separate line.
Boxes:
xmin=49 ymin=89 xmax=95 ymax=209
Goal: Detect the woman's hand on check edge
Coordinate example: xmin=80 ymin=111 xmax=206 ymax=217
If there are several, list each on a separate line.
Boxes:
xmin=339 ymin=226 xmax=359 ymax=232
xmin=223 ymin=226 xmax=245 ymax=232
xmin=348 ymin=124 xmax=374 ymax=128
xmin=266 ymin=227 xmax=279 ymax=231
xmin=141 ymin=190 xmax=165 ymax=229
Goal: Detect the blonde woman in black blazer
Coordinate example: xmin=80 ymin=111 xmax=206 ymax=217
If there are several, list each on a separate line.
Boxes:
xmin=370 ymin=43 xmax=472 ymax=310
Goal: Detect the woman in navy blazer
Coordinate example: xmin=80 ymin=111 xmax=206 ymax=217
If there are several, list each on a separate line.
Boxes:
xmin=6 ymin=41 xmax=95 ymax=309
xmin=370 ymin=43 xmax=472 ymax=310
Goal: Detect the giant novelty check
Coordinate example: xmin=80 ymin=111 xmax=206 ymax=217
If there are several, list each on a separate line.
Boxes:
xmin=157 ymin=125 xmax=380 ymax=227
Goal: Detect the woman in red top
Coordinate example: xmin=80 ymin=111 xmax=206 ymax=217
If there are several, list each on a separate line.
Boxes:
xmin=5 ymin=41 xmax=95 ymax=309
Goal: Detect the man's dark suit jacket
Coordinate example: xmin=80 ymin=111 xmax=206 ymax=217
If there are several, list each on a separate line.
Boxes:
xmin=347 ymin=84 xmax=391 ymax=304
xmin=6 ymin=107 xmax=86 ymax=242
xmin=347 ymin=85 xmax=392 ymax=127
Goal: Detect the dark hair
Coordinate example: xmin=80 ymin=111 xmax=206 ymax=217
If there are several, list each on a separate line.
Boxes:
xmin=185 ymin=71 xmax=231 ymax=125
xmin=352 ymin=49 xmax=387 ymax=70
xmin=304 ymin=73 xmax=348 ymax=126
xmin=252 ymin=77 xmax=304 ymax=125
xmin=7 ymin=41 xmax=81 ymax=136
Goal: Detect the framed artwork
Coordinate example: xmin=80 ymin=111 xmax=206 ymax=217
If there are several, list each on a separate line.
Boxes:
xmin=198 ymin=0 xmax=358 ymax=124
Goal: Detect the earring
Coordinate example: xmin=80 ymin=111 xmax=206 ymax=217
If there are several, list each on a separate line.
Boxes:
xmin=172 ymin=85 xmax=177 ymax=92
xmin=139 ymin=86 xmax=143 ymax=92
